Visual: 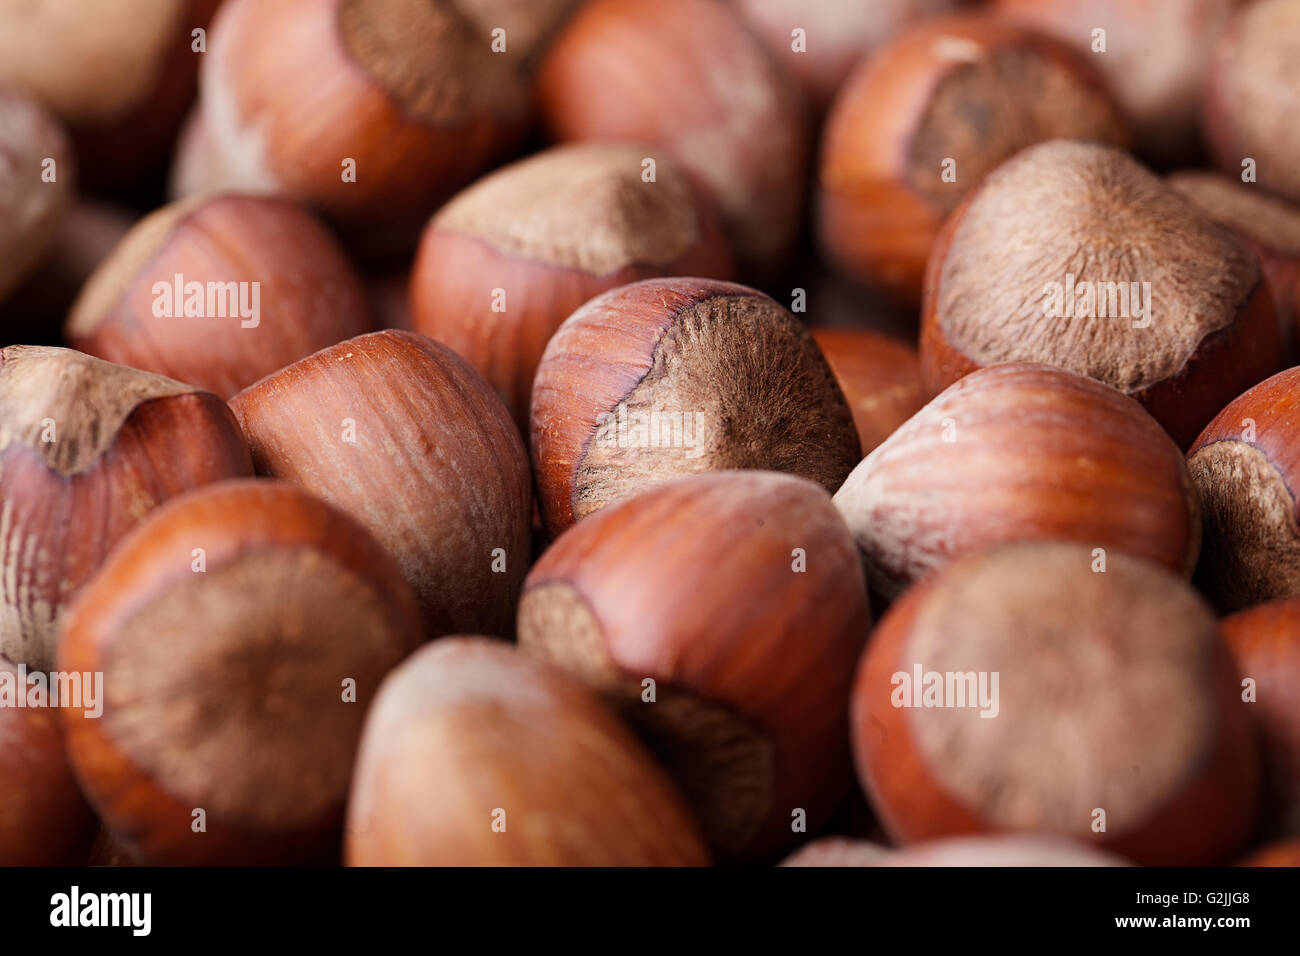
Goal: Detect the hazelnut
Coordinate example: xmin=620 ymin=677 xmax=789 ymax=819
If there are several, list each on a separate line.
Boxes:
xmin=531 ymin=277 xmax=861 ymax=536
xmin=779 ymin=838 xmax=894 ymax=867
xmin=518 ymin=471 xmax=870 ymax=859
xmin=346 ymin=637 xmax=710 ymax=865
xmin=411 ymin=142 xmax=734 ymax=428
xmin=451 ymin=0 xmax=582 ymax=67
xmin=0 ymin=346 xmax=253 ymax=670
xmin=818 ymin=14 xmax=1129 ymax=305
xmin=0 ymin=88 xmax=73 ymax=307
xmin=833 ymin=363 xmax=1201 ymax=602
xmin=852 ymin=540 xmax=1258 ymax=865
xmin=1220 ymin=598 xmax=1300 ymax=836
xmin=0 ymin=0 xmax=218 ymax=188
xmin=537 ymin=0 xmax=808 ymax=271
xmin=1186 ymin=366 xmax=1300 ymax=611
xmin=995 ymin=0 xmax=1239 ymax=166
xmin=920 ymin=139 xmax=1280 ymax=448
xmin=811 ymin=327 xmax=926 ymax=455
xmin=58 ymin=479 xmax=423 ymax=865
xmin=66 ymin=194 xmax=373 ymax=400
xmin=187 ymin=0 xmax=530 ymax=258
xmin=731 ymin=0 xmax=962 ymax=112
xmin=1205 ymin=0 xmax=1300 ymax=204
xmin=0 ymin=654 xmax=95 ymax=864
xmin=1168 ymin=170 xmax=1300 ymax=358
xmin=1239 ymin=838 xmax=1300 ymax=866
xmin=230 ymin=330 xmax=532 ymax=639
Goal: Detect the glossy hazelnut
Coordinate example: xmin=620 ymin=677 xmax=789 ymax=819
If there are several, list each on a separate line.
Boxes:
xmin=186 ymin=0 xmax=530 ymax=258
xmin=1187 ymin=367 xmax=1300 ymax=611
xmin=0 ymin=0 xmax=218 ymax=188
xmin=531 ymin=277 xmax=861 ymax=536
xmin=834 ymin=363 xmax=1201 ymax=602
xmin=538 ymin=0 xmax=808 ymax=271
xmin=58 ymin=480 xmax=423 ymax=865
xmin=995 ymin=0 xmax=1239 ymax=166
xmin=920 ymin=139 xmax=1280 ymax=448
xmin=66 ymin=194 xmax=372 ymax=400
xmin=1220 ymin=599 xmax=1300 ymax=837
xmin=411 ymin=142 xmax=734 ymax=428
xmin=818 ymin=15 xmax=1129 ymax=305
xmin=230 ymin=330 xmax=532 ymax=639
xmin=0 ymin=88 xmax=73 ymax=307
xmin=732 ymin=0 xmax=962 ymax=111
xmin=1205 ymin=0 xmax=1300 ymax=204
xmin=0 ymin=346 xmax=253 ymax=670
xmin=811 ymin=328 xmax=926 ymax=455
xmin=346 ymin=637 xmax=710 ymax=866
xmin=0 ymin=654 xmax=95 ymax=864
xmin=852 ymin=540 xmax=1258 ymax=865
xmin=1168 ymin=170 xmax=1300 ymax=357
xmin=518 ymin=471 xmax=870 ymax=860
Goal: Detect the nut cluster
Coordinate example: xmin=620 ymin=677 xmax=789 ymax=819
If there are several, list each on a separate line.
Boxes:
xmin=0 ymin=0 xmax=1296 ymax=874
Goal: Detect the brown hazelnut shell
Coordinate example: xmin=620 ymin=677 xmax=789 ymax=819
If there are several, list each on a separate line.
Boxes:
xmin=230 ymin=330 xmax=532 ymax=639
xmin=66 ymin=194 xmax=373 ymax=400
xmin=0 ymin=346 xmax=253 ymax=670
xmin=192 ymin=0 xmax=530 ymax=259
xmin=919 ymin=140 xmax=1281 ymax=449
xmin=1187 ymin=367 xmax=1300 ymax=611
xmin=58 ymin=480 xmax=423 ymax=865
xmin=518 ymin=470 xmax=870 ymax=860
xmin=537 ymin=0 xmax=808 ymax=271
xmin=852 ymin=541 xmax=1259 ymax=865
xmin=346 ymin=637 xmax=710 ymax=866
xmin=818 ymin=13 xmax=1129 ymax=305
xmin=833 ymin=363 xmax=1202 ymax=601
xmin=530 ymin=277 xmax=861 ymax=536
xmin=410 ymin=143 xmax=734 ymax=429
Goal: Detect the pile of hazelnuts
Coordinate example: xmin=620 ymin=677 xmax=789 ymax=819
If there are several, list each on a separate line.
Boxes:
xmin=1 ymin=0 xmax=1299 ymax=868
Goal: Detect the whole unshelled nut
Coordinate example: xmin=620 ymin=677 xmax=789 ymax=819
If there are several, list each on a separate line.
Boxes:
xmin=58 ymin=480 xmax=423 ymax=865
xmin=410 ymin=142 xmax=734 ymax=428
xmin=519 ymin=470 xmax=870 ymax=860
xmin=921 ymin=139 xmax=1280 ymax=449
xmin=819 ymin=14 xmax=1129 ymax=304
xmin=66 ymin=194 xmax=373 ymax=400
xmin=852 ymin=540 xmax=1258 ymax=865
xmin=230 ymin=330 xmax=532 ymax=639
xmin=537 ymin=0 xmax=808 ymax=271
xmin=833 ymin=363 xmax=1201 ymax=602
xmin=0 ymin=346 xmax=253 ymax=670
xmin=346 ymin=637 xmax=710 ymax=866
xmin=187 ymin=0 xmax=530 ymax=258
xmin=530 ymin=277 xmax=861 ymax=536
xmin=1187 ymin=367 xmax=1300 ymax=611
